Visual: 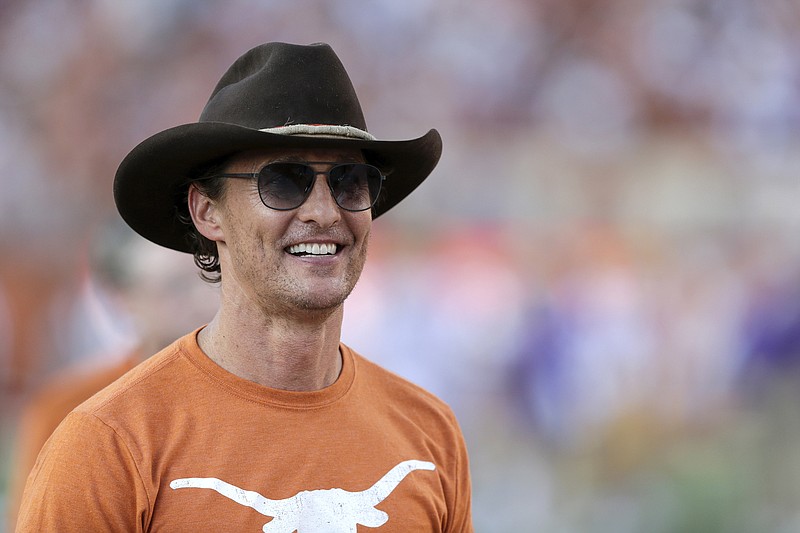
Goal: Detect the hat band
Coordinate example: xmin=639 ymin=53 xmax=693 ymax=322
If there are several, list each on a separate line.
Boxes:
xmin=259 ymin=124 xmax=376 ymax=141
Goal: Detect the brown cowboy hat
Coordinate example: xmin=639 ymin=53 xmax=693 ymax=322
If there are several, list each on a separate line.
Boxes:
xmin=113 ymin=42 xmax=442 ymax=252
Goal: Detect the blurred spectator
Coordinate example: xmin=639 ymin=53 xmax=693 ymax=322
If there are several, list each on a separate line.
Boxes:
xmin=0 ymin=285 xmax=10 ymax=386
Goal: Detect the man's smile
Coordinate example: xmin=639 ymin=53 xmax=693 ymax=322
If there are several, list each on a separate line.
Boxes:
xmin=286 ymin=242 xmax=339 ymax=257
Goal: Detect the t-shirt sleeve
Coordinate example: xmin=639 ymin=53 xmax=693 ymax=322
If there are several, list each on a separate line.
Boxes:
xmin=15 ymin=410 xmax=150 ymax=532
xmin=446 ymin=414 xmax=475 ymax=533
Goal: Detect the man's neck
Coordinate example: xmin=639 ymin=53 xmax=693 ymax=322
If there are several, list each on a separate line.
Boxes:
xmin=197 ymin=301 xmax=344 ymax=392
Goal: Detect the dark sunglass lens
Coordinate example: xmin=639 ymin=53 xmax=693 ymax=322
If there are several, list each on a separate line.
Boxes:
xmin=329 ymin=164 xmax=382 ymax=211
xmin=258 ymin=163 xmax=314 ymax=210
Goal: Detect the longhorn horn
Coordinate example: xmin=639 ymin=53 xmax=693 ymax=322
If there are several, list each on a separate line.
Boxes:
xmin=359 ymin=460 xmax=436 ymax=505
xmin=170 ymin=477 xmax=286 ymax=517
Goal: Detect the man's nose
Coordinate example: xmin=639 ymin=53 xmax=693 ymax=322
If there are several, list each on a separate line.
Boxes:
xmin=296 ymin=174 xmax=341 ymax=227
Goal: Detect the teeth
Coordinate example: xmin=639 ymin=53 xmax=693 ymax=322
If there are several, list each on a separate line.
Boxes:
xmin=287 ymin=243 xmax=338 ymax=255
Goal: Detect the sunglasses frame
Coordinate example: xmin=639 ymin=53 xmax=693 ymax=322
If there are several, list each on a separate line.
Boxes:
xmin=204 ymin=161 xmax=386 ymax=212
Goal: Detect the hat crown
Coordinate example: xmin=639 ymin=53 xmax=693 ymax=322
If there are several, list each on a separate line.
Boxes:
xmin=199 ymin=42 xmax=368 ymax=131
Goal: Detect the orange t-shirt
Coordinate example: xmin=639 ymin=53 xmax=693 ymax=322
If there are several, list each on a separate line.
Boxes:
xmin=16 ymin=330 xmax=473 ymax=532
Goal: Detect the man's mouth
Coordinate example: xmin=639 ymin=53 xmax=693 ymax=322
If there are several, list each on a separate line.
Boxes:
xmin=286 ymin=243 xmax=339 ymax=257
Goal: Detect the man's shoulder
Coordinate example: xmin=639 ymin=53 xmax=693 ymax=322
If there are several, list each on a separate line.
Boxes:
xmin=74 ymin=333 xmax=192 ymax=418
xmin=348 ymin=346 xmax=457 ymax=421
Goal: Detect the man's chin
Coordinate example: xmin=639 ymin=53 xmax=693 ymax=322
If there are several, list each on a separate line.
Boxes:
xmin=285 ymin=286 xmax=353 ymax=314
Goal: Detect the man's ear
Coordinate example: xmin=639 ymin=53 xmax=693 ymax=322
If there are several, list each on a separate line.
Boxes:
xmin=187 ymin=184 xmax=224 ymax=243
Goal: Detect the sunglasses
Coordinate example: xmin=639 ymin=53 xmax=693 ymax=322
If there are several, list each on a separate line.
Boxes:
xmin=207 ymin=161 xmax=386 ymax=212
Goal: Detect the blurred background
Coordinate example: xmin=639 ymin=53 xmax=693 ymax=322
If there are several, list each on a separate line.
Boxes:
xmin=2 ymin=0 xmax=800 ymax=531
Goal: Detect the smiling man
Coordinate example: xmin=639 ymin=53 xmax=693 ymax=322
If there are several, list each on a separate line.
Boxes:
xmin=16 ymin=42 xmax=473 ymax=532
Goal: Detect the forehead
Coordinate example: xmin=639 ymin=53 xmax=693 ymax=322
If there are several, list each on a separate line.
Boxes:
xmin=225 ymin=146 xmax=365 ymax=171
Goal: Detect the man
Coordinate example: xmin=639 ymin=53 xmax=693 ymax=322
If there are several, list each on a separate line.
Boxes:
xmin=16 ymin=42 xmax=473 ymax=532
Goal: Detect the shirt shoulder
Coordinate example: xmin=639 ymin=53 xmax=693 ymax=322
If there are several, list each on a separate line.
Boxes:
xmin=73 ymin=333 xmax=195 ymax=425
xmin=346 ymin=345 xmax=463 ymax=433
xmin=349 ymin=347 xmax=450 ymax=404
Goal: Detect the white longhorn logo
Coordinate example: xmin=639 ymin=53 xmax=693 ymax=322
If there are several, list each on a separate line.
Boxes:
xmin=170 ymin=459 xmax=435 ymax=532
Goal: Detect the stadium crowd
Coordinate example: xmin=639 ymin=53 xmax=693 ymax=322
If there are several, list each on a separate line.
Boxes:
xmin=2 ymin=0 xmax=800 ymax=530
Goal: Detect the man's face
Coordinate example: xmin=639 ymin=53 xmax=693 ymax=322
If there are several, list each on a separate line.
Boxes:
xmin=202 ymin=147 xmax=373 ymax=316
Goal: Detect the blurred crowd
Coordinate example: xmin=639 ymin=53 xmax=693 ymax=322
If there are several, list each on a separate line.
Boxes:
xmin=2 ymin=0 xmax=800 ymax=531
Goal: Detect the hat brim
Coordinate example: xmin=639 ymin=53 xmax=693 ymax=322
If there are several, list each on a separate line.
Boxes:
xmin=114 ymin=122 xmax=442 ymax=252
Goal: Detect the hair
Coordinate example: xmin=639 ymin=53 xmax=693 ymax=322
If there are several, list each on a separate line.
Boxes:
xmin=175 ymin=156 xmax=231 ymax=284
